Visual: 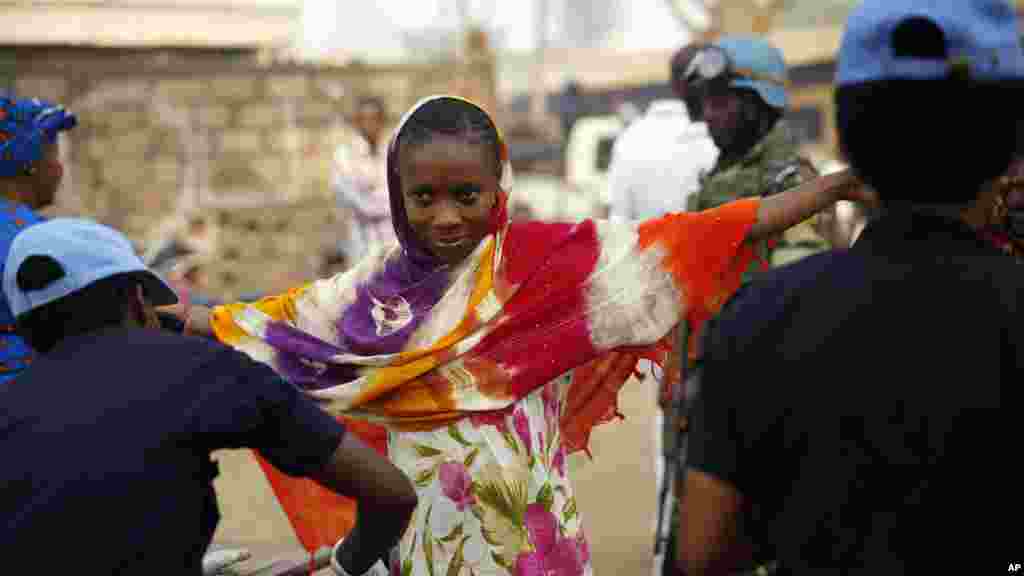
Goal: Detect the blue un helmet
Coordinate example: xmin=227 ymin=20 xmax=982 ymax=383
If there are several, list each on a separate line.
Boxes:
xmin=685 ymin=35 xmax=789 ymax=110
xmin=0 ymin=96 xmax=77 ymax=178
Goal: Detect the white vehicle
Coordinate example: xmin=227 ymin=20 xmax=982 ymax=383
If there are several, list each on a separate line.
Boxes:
xmin=564 ymin=114 xmax=627 ymax=217
xmin=508 ymin=172 xmax=599 ymax=221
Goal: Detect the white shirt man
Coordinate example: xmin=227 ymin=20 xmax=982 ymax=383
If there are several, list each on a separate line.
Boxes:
xmin=607 ymin=99 xmax=717 ymax=571
xmin=333 ymin=128 xmax=394 ymax=264
xmin=607 ymin=99 xmax=718 ymax=222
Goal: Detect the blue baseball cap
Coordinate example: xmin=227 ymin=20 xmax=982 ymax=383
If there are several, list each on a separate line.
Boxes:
xmin=837 ymin=0 xmax=1024 ymax=86
xmin=0 ymin=96 xmax=77 ymax=178
xmin=713 ymin=35 xmax=788 ymax=109
xmin=4 ymin=218 xmax=178 ymax=318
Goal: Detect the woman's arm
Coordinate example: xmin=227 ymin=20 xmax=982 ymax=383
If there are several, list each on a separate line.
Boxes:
xmin=186 ymin=305 xmax=214 ymax=337
xmin=747 ymin=168 xmax=870 ymax=243
xmin=157 ymin=302 xmax=215 ymax=337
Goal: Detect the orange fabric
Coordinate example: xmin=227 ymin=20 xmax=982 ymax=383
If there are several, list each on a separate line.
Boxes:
xmin=256 ymin=415 xmax=388 ymax=552
xmin=210 ymin=285 xmax=307 ymax=345
xmin=212 ymin=287 xmax=392 ymax=552
xmin=563 ymin=199 xmax=759 ymax=455
xmin=219 ymin=198 xmax=760 ymax=543
xmin=562 ymin=341 xmax=671 ymax=455
xmin=638 ymin=198 xmax=759 ymax=341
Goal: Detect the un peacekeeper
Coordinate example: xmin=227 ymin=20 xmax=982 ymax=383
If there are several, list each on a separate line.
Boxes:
xmin=662 ymin=36 xmax=830 ymax=576
xmin=686 ymin=36 xmax=830 ymax=271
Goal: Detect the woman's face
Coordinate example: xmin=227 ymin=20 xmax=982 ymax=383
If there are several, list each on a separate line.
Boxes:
xmin=399 ymin=134 xmax=498 ymax=266
xmin=26 ymin=143 xmax=62 ymax=209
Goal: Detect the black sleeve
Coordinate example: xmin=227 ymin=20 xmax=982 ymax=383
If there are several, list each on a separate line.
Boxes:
xmin=686 ymin=287 xmax=778 ymax=498
xmin=192 ymin=348 xmax=346 ymax=478
xmin=157 ymin=312 xmax=185 ymax=333
xmin=1004 ymin=280 xmax=1022 ymax=405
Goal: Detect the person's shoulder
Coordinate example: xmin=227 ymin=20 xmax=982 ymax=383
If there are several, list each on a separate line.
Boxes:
xmin=702 ymin=161 xmax=758 ymax=199
xmin=716 ymin=251 xmax=853 ymax=330
xmin=763 ymin=248 xmax=864 ymax=290
xmin=607 ymin=124 xmax=636 ymax=163
xmin=611 ymin=114 xmax=651 ymax=148
xmin=131 ymin=330 xmax=286 ymax=395
xmin=761 ymin=120 xmax=797 ymax=152
xmin=106 ymin=328 xmax=237 ymax=363
xmin=0 ymin=203 xmax=41 ymax=242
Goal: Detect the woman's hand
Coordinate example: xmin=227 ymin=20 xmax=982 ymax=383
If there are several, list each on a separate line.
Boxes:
xmin=748 ymin=168 xmax=870 ymax=243
xmin=829 ymin=168 xmax=878 ymax=207
xmin=156 ymin=303 xmax=215 ymax=338
xmin=156 ymin=302 xmax=188 ymax=323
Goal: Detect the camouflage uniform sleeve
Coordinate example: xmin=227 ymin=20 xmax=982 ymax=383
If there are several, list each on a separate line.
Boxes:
xmin=689 ymin=163 xmax=766 ymax=212
xmin=771 ymin=155 xmax=832 ymax=267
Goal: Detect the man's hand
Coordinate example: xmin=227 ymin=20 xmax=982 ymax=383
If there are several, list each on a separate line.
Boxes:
xmin=829 ymin=169 xmax=878 ymax=208
xmin=201 ymin=548 xmax=251 ymax=576
xmin=156 ymin=302 xmax=188 ymax=323
xmin=156 ymin=303 xmax=214 ymax=338
xmin=314 ymin=433 xmax=417 ymax=576
xmin=677 ymin=470 xmax=749 ymax=576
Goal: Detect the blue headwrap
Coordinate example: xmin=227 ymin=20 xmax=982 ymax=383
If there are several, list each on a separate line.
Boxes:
xmin=0 ymin=96 xmax=77 ymax=178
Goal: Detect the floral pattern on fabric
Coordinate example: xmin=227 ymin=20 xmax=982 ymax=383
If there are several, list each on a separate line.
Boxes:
xmin=0 ymin=199 xmax=45 ymax=381
xmin=209 ymin=96 xmax=761 ymax=556
xmin=392 ymin=375 xmax=591 ymax=576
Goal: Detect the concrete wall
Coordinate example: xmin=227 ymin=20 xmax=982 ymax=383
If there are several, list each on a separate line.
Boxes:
xmin=11 ymin=46 xmax=496 ymax=300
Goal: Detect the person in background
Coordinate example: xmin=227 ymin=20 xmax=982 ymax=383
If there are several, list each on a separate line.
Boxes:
xmin=335 ymin=96 xmax=395 ymax=264
xmin=608 ymin=43 xmax=718 ymax=224
xmin=0 ymin=218 xmax=416 ymax=575
xmin=168 ymin=94 xmax=867 ymax=576
xmin=560 ymin=80 xmax=585 ymax=144
xmin=686 ymin=36 xmax=830 ymax=270
xmin=669 ymin=38 xmax=835 ymax=574
xmin=319 ymin=246 xmax=350 ymax=279
xmin=679 ymin=2 xmax=1022 ymax=573
xmin=0 ymin=96 xmax=75 ymax=381
xmin=605 ymin=42 xmax=720 ymax=576
xmin=164 ymin=252 xmax=223 ymax=308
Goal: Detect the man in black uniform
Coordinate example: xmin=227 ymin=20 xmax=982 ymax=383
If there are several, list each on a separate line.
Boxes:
xmin=0 ymin=218 xmax=417 ymax=575
xmin=676 ymin=1 xmax=1022 ymax=574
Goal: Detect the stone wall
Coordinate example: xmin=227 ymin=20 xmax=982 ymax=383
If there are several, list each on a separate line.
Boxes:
xmin=198 ymin=197 xmax=342 ymax=302
xmin=10 ymin=46 xmax=496 ymax=300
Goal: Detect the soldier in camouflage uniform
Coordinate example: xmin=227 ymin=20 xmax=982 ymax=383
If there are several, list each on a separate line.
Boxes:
xmin=661 ymin=36 xmax=831 ymax=576
xmin=686 ymin=36 xmax=830 ymax=272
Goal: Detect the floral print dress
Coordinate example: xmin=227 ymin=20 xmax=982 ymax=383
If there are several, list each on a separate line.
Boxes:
xmin=389 ymin=374 xmax=592 ymax=576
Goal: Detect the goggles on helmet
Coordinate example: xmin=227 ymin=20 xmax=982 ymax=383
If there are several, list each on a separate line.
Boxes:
xmin=684 ymin=45 xmax=789 ymax=90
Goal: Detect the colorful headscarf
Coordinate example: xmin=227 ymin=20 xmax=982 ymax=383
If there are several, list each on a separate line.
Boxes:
xmin=211 ymin=95 xmax=761 ymax=553
xmin=0 ymin=96 xmax=77 ymax=178
xmin=212 ymin=95 xmax=760 ymax=451
xmin=332 ymin=96 xmax=512 ymax=359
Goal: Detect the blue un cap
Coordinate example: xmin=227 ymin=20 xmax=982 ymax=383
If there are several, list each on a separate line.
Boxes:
xmin=4 ymin=218 xmax=178 ymax=318
xmin=713 ymin=36 xmax=788 ymax=110
xmin=837 ymin=0 xmax=1024 ymax=86
xmin=0 ymin=96 xmax=77 ymax=178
